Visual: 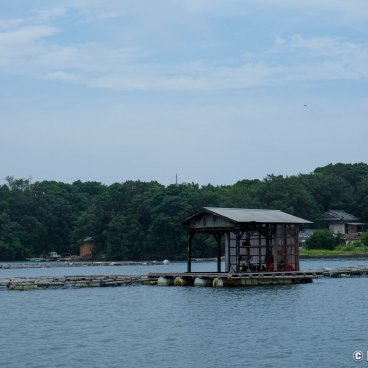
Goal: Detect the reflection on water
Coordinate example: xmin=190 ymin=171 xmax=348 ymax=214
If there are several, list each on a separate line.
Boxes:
xmin=0 ymin=259 xmax=367 ymax=368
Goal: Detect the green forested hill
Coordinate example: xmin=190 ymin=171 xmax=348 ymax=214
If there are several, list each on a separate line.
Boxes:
xmin=1 ymin=163 xmax=368 ymax=261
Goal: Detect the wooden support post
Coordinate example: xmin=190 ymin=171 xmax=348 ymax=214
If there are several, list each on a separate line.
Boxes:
xmin=273 ymin=227 xmax=279 ymax=272
xmin=258 ymin=232 xmax=262 ymax=269
xmin=265 ymin=234 xmax=270 ymax=267
xmin=261 ymin=224 xmax=275 ymax=271
xmin=225 ymin=232 xmax=230 ymax=273
xmin=235 ymin=231 xmax=244 ymax=273
xmin=283 ymin=224 xmax=288 ymax=271
xmin=187 ymin=232 xmax=193 ymax=273
xmin=217 ymin=238 xmax=221 ymax=273
xmin=236 ymin=231 xmax=240 ymax=273
xmin=213 ymin=233 xmax=223 ymax=273
xmin=295 ymin=227 xmax=300 ymax=271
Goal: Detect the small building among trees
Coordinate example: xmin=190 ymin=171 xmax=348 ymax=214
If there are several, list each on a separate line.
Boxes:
xmin=321 ymin=210 xmax=366 ymax=240
xmin=79 ymin=237 xmax=94 ymax=258
xmin=181 ymin=207 xmax=311 ymax=273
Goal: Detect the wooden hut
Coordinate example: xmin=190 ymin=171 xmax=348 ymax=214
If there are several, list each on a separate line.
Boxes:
xmin=79 ymin=237 xmax=94 ymax=258
xmin=181 ymin=207 xmax=312 ymax=273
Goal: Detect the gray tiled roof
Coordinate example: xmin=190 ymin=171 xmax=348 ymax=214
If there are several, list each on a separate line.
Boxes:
xmin=321 ymin=210 xmax=359 ymax=222
xmin=183 ymin=207 xmax=312 ymax=224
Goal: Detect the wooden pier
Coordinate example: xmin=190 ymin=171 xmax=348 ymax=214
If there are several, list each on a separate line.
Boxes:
xmin=1 ymin=266 xmax=368 ymax=290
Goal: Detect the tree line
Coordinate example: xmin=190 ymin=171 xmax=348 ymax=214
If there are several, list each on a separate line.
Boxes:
xmin=1 ymin=162 xmax=368 ymax=261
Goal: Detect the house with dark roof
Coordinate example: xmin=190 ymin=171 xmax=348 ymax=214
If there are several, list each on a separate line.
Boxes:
xmin=181 ymin=207 xmax=311 ymax=273
xmin=321 ymin=210 xmax=366 ymax=240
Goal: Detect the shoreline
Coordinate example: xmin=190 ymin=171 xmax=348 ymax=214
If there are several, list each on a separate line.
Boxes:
xmin=300 ymin=253 xmax=368 ymax=259
xmin=1 ymin=254 xmax=368 ymax=269
xmin=0 ymin=260 xmax=169 ymax=269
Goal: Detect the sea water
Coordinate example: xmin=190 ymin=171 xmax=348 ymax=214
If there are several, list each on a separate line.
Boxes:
xmin=1 ymin=259 xmax=368 ymax=368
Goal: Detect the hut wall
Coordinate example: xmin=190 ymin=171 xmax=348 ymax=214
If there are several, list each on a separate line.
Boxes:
xmin=225 ymin=224 xmax=300 ymax=272
xmin=273 ymin=224 xmax=299 ymax=271
xmin=226 ymin=231 xmax=267 ymax=273
xmin=188 ymin=213 xmax=234 ymax=229
xmin=80 ymin=243 xmax=93 ymax=257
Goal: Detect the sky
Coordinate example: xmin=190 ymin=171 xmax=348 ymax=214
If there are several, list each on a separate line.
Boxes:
xmin=1 ymin=0 xmax=367 ymax=186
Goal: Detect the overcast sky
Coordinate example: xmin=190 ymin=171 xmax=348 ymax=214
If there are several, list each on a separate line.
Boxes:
xmin=1 ymin=1 xmax=367 ymax=185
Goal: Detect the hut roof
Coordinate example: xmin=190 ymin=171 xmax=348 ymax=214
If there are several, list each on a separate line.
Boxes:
xmin=321 ymin=210 xmax=359 ymax=223
xmin=181 ymin=207 xmax=312 ymax=225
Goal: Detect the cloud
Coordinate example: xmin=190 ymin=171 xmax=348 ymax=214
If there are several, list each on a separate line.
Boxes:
xmin=37 ymin=34 xmax=368 ymax=92
xmin=263 ymin=0 xmax=368 ymax=20
xmin=79 ymin=11 xmax=126 ymax=24
xmin=0 ymin=18 xmax=25 ymax=31
xmin=2 ymin=23 xmax=367 ymax=92
xmin=168 ymin=0 xmax=368 ymax=21
xmin=1 ymin=2 xmax=368 ymax=92
xmin=37 ymin=56 xmax=278 ymax=92
xmin=268 ymin=35 xmax=368 ymax=80
xmin=44 ymin=70 xmax=81 ymax=83
xmin=0 ymin=26 xmax=57 ymax=45
xmin=0 ymin=26 xmax=57 ymax=64
xmin=35 ymin=40 xmax=368 ymax=92
xmin=31 ymin=7 xmax=67 ymax=22
xmin=273 ymin=34 xmax=366 ymax=57
xmin=0 ymin=7 xmax=66 ymax=32
xmin=36 ymin=43 xmax=141 ymax=71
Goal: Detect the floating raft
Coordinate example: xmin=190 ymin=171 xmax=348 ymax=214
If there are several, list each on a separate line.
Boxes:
xmin=148 ymin=271 xmax=315 ymax=287
xmin=2 ymin=266 xmax=368 ymax=291
xmin=148 ymin=266 xmax=368 ymax=287
xmin=320 ymin=266 xmax=368 ymax=278
xmin=0 ymin=275 xmax=149 ymax=291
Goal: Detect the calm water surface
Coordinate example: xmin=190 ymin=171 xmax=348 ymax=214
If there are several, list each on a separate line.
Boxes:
xmin=1 ymin=259 xmax=368 ymax=368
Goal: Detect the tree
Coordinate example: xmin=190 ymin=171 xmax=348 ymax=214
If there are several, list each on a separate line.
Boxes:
xmin=305 ymin=229 xmax=341 ymax=250
xmin=1 ymin=163 xmax=367 ymax=260
xmin=314 ymin=163 xmax=368 ymax=188
xmin=355 ymin=178 xmax=368 ymax=221
xmin=360 ymin=232 xmax=368 ymax=247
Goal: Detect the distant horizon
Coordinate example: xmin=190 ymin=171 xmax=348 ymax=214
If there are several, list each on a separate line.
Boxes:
xmin=2 ymin=161 xmax=367 ymax=186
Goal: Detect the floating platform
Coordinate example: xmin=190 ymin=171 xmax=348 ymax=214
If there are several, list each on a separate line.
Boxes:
xmin=1 ymin=266 xmax=368 ymax=291
xmin=320 ymin=266 xmax=368 ymax=278
xmin=148 ymin=271 xmax=315 ymax=287
xmin=148 ymin=266 xmax=368 ymax=287
xmin=0 ymin=275 xmax=148 ymax=291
